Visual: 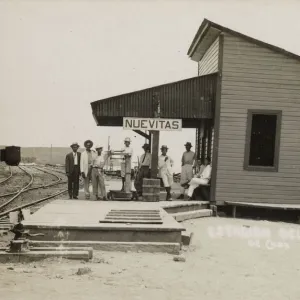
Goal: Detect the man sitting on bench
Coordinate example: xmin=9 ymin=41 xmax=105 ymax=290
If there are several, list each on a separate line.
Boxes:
xmin=186 ymin=156 xmax=212 ymax=200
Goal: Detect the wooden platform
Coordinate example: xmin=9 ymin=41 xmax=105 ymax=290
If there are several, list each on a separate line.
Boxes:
xmin=23 ymin=200 xmax=186 ymax=244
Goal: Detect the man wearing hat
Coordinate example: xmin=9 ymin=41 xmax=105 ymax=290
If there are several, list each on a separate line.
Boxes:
xmin=134 ymin=143 xmax=151 ymax=197
xmin=120 ymin=137 xmax=133 ymax=191
xmin=65 ymin=142 xmax=81 ymax=199
xmin=80 ymin=140 xmax=97 ymax=200
xmin=177 ymin=142 xmax=196 ymax=199
xmin=158 ymin=145 xmax=174 ymax=201
xmin=91 ymin=145 xmax=107 ymax=200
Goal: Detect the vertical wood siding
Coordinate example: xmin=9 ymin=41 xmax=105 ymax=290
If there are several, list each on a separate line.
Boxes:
xmin=198 ymin=37 xmax=219 ymax=76
xmin=216 ymin=33 xmax=300 ymax=205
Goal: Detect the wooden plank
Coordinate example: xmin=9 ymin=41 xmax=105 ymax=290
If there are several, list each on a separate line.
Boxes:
xmin=105 ymin=216 xmax=162 ymax=221
xmin=0 ymin=250 xmax=90 ymax=263
xmin=30 ymin=240 xmax=181 ymax=255
xmin=99 ymin=219 xmax=163 ymax=224
xmin=225 ymin=201 xmax=300 ymax=210
xmin=111 ymin=209 xmax=160 ymax=213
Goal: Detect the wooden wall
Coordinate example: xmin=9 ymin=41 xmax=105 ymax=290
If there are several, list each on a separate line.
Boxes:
xmin=215 ymin=33 xmax=300 ymax=205
xmin=198 ymin=37 xmax=219 ymax=76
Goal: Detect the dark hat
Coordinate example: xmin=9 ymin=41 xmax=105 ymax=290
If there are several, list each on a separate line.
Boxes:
xmin=84 ymin=140 xmax=93 ymax=147
xmin=184 ymin=142 xmax=192 ymax=147
xmin=142 ymin=143 xmax=150 ymax=150
xmin=161 ymin=145 xmax=168 ymax=150
xmin=70 ymin=142 xmax=80 ymax=148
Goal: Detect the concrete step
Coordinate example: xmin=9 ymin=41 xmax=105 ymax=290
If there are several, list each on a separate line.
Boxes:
xmin=171 ymin=209 xmax=212 ymax=222
xmin=162 ymin=201 xmax=209 ymax=214
xmin=29 ymin=240 xmax=181 ymax=255
xmin=27 ymin=225 xmax=184 ymax=244
xmin=181 ymin=231 xmax=194 ymax=246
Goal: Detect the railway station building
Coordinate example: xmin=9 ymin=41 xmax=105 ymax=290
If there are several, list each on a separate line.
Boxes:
xmin=91 ymin=19 xmax=300 ymax=209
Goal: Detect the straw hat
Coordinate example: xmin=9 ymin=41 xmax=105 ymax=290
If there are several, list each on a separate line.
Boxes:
xmin=95 ymin=145 xmax=103 ymax=150
xmin=124 ymin=137 xmax=131 ymax=143
xmin=70 ymin=142 xmax=79 ymax=148
xmin=161 ymin=145 xmax=168 ymax=150
xmin=84 ymin=140 xmax=93 ymax=147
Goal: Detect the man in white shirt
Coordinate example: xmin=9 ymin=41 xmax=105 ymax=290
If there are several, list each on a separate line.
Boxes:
xmin=134 ymin=143 xmax=151 ymax=197
xmin=80 ymin=140 xmax=97 ymax=200
xmin=65 ymin=142 xmax=81 ymax=199
xmin=186 ymin=156 xmax=212 ymax=200
xmin=120 ymin=137 xmax=133 ymax=191
xmin=158 ymin=145 xmax=174 ymax=201
xmin=91 ymin=145 xmax=107 ymax=200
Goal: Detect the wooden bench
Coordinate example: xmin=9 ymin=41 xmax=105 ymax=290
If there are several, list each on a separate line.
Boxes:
xmin=193 ymin=181 xmax=211 ymax=201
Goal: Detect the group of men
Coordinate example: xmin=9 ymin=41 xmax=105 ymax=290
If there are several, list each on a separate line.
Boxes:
xmin=133 ymin=140 xmax=212 ymax=201
xmin=65 ymin=140 xmax=107 ymax=200
xmin=65 ymin=137 xmax=212 ymax=201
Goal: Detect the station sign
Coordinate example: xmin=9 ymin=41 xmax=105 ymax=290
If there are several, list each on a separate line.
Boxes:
xmin=123 ymin=117 xmax=182 ymax=131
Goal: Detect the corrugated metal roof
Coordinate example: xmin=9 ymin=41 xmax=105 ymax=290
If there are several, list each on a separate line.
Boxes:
xmin=91 ymin=73 xmax=217 ymax=127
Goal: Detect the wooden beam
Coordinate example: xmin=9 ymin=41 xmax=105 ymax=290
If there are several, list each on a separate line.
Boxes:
xmin=133 ymin=130 xmax=150 ymax=140
xmin=124 ymin=156 xmax=131 ymax=193
xmin=150 ymin=131 xmax=160 ymax=178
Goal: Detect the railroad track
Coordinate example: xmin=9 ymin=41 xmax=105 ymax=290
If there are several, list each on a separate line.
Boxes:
xmin=0 ymin=166 xmax=69 ymax=218
xmin=0 ymin=166 xmax=13 ymax=185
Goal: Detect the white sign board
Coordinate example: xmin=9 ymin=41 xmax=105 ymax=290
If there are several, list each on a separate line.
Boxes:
xmin=123 ymin=117 xmax=182 ymax=131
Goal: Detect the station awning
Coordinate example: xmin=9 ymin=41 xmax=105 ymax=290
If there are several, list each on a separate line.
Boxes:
xmin=91 ymin=73 xmax=217 ymax=129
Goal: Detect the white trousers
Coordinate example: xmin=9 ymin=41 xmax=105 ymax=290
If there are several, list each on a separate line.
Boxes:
xmin=180 ymin=164 xmax=193 ymax=194
xmin=83 ymin=177 xmax=90 ymax=198
xmin=121 ymin=159 xmax=131 ymax=177
xmin=187 ymin=178 xmax=209 ymax=197
xmin=161 ymin=172 xmax=173 ymax=188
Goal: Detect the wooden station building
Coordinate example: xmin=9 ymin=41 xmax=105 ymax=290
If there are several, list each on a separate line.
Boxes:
xmin=91 ymin=19 xmax=300 ymax=208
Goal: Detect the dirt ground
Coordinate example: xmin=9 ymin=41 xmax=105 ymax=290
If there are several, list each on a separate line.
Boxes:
xmin=1 ymin=216 xmax=300 ymax=300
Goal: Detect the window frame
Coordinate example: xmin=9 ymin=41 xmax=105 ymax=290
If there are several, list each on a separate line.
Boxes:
xmin=244 ymin=109 xmax=282 ymax=172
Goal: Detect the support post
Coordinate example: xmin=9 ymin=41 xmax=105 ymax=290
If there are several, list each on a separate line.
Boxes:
xmin=150 ymin=131 xmax=160 ymax=178
xmin=124 ymin=156 xmax=131 ymax=193
xmin=150 ymin=93 xmax=160 ymax=179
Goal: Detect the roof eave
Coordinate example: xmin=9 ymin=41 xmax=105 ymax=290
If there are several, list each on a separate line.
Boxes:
xmin=187 ymin=19 xmax=211 ymax=59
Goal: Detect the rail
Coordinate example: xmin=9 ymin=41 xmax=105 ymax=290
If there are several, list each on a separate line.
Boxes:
xmin=0 ymin=166 xmax=82 ymax=218
xmin=0 ymin=166 xmax=13 ymax=185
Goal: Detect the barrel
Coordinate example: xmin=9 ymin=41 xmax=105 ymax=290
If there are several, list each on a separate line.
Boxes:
xmin=142 ymin=178 xmax=161 ymax=202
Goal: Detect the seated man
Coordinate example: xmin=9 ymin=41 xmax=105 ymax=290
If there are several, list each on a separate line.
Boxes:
xmin=186 ymin=157 xmax=212 ymax=200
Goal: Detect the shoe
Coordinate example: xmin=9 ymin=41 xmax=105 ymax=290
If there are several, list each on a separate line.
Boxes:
xmin=73 ymin=196 xmax=78 ymax=200
xmin=103 ymin=196 xmax=107 ymax=201
xmin=96 ymin=196 xmax=100 ymax=201
xmin=69 ymin=196 xmax=73 ymax=200
xmin=166 ymin=194 xmax=172 ymax=201
xmin=177 ymin=194 xmax=184 ymax=200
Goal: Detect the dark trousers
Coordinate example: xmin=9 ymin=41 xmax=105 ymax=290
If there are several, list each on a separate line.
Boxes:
xmin=68 ymin=165 xmax=80 ymax=197
xmin=134 ymin=166 xmax=150 ymax=196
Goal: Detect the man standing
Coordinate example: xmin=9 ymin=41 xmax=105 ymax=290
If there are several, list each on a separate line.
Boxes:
xmin=134 ymin=143 xmax=151 ymax=197
xmin=80 ymin=140 xmax=96 ymax=200
xmin=91 ymin=145 xmax=107 ymax=200
xmin=120 ymin=137 xmax=133 ymax=191
xmin=158 ymin=145 xmax=174 ymax=201
xmin=177 ymin=142 xmax=196 ymax=199
xmin=186 ymin=156 xmax=212 ymax=200
xmin=65 ymin=142 xmax=81 ymax=199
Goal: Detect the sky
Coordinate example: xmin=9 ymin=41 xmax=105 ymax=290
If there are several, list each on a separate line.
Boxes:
xmin=1 ymin=0 xmax=300 ymax=172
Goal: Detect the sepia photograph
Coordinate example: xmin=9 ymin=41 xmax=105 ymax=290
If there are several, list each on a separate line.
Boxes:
xmin=1 ymin=0 xmax=300 ymax=299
